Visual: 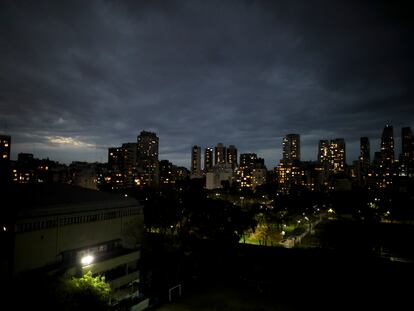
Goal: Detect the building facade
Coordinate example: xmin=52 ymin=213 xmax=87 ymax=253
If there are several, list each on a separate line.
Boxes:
xmin=226 ymin=145 xmax=238 ymax=170
xmin=214 ymin=143 xmax=226 ymax=165
xmin=204 ymin=147 xmax=213 ymax=173
xmin=0 ymin=135 xmax=11 ymax=184
xmin=191 ymin=145 xmax=202 ymax=178
xmin=283 ymin=134 xmax=300 ymax=164
xmin=1 ymin=184 xmax=144 ymax=303
xmin=137 ymin=131 xmax=159 ymax=187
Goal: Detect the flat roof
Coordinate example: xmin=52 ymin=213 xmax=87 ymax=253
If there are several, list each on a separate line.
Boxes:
xmin=1 ymin=183 xmax=140 ymax=220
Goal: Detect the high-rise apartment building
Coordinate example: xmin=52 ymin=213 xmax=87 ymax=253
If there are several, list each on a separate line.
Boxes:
xmin=0 ymin=135 xmax=10 ymax=161
xmin=191 ymin=145 xmax=202 ymax=177
xmin=239 ymin=153 xmax=257 ymax=168
xmin=358 ymin=137 xmax=370 ymax=186
xmin=122 ymin=143 xmax=138 ymax=188
xmin=237 ymin=153 xmax=266 ymax=189
xmin=283 ymin=134 xmax=300 ymax=164
xmin=108 ymin=147 xmax=123 ymax=170
xmin=318 ymin=140 xmax=330 ymax=166
xmin=204 ymin=147 xmax=213 ymax=172
xmin=317 ymin=138 xmax=346 ymax=173
xmin=359 ymin=137 xmax=370 ymax=167
xmin=214 ymin=143 xmax=226 ymax=165
xmin=378 ymin=125 xmax=394 ymax=187
xmin=0 ymin=135 xmax=11 ymax=184
xmin=137 ymin=131 xmax=159 ymax=187
xmin=159 ymin=159 xmax=176 ymax=185
xmin=122 ymin=143 xmax=138 ymax=168
xmin=106 ymin=131 xmax=159 ymax=189
xmin=137 ymin=131 xmax=159 ymax=160
xmin=380 ymin=125 xmax=394 ymax=165
xmin=226 ymin=145 xmax=238 ymax=169
xmin=329 ymin=138 xmax=346 ymax=173
xmin=401 ymin=127 xmax=413 ymax=160
xmin=400 ymin=127 xmax=414 ymax=177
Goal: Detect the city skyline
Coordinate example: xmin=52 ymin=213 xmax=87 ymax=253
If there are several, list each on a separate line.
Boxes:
xmin=1 ymin=0 xmax=413 ymax=167
xmin=2 ymin=126 xmax=413 ymax=169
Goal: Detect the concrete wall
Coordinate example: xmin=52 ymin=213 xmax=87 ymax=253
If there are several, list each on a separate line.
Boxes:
xmin=13 ymin=206 xmax=143 ymax=275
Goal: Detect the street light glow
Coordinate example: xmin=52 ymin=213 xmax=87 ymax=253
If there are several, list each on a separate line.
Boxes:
xmin=81 ymin=255 xmax=94 ymax=266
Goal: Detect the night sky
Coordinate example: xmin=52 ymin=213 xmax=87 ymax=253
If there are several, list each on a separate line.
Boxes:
xmin=1 ymin=0 xmax=413 ymax=168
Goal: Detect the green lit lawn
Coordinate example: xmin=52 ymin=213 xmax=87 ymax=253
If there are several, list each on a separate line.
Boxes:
xmin=239 ymin=224 xmax=297 ymax=246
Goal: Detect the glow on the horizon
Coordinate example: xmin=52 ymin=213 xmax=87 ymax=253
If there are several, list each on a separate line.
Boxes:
xmin=48 ymin=136 xmax=95 ymax=148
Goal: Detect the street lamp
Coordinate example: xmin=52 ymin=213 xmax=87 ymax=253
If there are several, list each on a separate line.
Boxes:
xmin=80 ymin=255 xmax=94 ymax=266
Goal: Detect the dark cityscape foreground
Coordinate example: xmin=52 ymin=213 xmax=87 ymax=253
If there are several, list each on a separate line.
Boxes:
xmin=1 ymin=125 xmax=414 ymax=310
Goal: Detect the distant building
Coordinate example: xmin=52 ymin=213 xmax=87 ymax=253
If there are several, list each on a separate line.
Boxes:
xmin=251 ymin=166 xmax=267 ymax=189
xmin=107 ymin=147 xmax=129 ymax=190
xmin=174 ymin=166 xmax=190 ymax=181
xmin=108 ymin=147 xmax=123 ymax=171
xmin=379 ymin=125 xmax=394 ymax=187
xmin=69 ymin=161 xmax=98 ymax=190
xmin=329 ymin=138 xmax=346 ymax=173
xmin=122 ymin=143 xmax=138 ymax=169
xmin=214 ymin=143 xmax=226 ymax=165
xmin=238 ymin=154 xmax=257 ymax=189
xmin=401 ymin=127 xmax=413 ymax=160
xmin=277 ymin=134 xmax=303 ymax=192
xmin=318 ymin=140 xmax=330 ymax=166
xmin=359 ymin=137 xmax=370 ymax=167
xmin=237 ymin=153 xmax=266 ymax=189
xmin=276 ymin=159 xmax=306 ymax=193
xmin=137 ymin=131 xmax=159 ymax=187
xmin=159 ymin=159 xmax=176 ymax=186
xmin=106 ymin=131 xmax=160 ymax=189
xmin=137 ymin=131 xmax=158 ymax=160
xmin=204 ymin=147 xmax=213 ymax=173
xmin=283 ymin=134 xmax=300 ymax=164
xmin=0 ymin=135 xmax=11 ymax=184
xmin=0 ymin=135 xmax=10 ymax=160
xmin=0 ymin=184 xmax=144 ymax=303
xmin=205 ymin=164 xmax=234 ymax=190
xmin=240 ymin=153 xmax=257 ymax=168
xmin=122 ymin=143 xmax=138 ymax=188
xmin=358 ymin=137 xmax=370 ymax=186
xmin=317 ymin=138 xmax=346 ymax=174
xmin=10 ymin=153 xmax=57 ymax=184
xmin=191 ymin=145 xmax=202 ymax=178
xmin=226 ymin=145 xmax=238 ymax=170
xmin=400 ymin=127 xmax=414 ymax=177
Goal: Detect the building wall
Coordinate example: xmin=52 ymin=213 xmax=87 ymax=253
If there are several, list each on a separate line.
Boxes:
xmin=13 ymin=204 xmax=143 ymax=275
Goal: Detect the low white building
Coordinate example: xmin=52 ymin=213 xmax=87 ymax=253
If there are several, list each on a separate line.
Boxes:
xmin=205 ymin=164 xmax=234 ymax=190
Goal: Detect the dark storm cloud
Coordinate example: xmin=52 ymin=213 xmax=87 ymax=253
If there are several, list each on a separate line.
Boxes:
xmin=0 ymin=0 xmax=412 ymax=167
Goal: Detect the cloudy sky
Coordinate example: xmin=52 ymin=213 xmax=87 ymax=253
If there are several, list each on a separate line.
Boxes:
xmin=1 ymin=0 xmax=413 ymax=168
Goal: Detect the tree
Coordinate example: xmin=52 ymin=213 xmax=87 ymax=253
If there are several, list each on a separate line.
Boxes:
xmin=56 ymin=271 xmax=111 ymax=311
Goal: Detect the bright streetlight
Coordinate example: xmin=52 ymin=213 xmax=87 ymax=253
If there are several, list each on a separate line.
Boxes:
xmin=80 ymin=255 xmax=94 ymax=266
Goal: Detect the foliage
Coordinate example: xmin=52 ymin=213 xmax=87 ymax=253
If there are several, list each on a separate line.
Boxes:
xmin=10 ymin=271 xmax=111 ymax=311
xmin=56 ymin=271 xmax=111 ymax=311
